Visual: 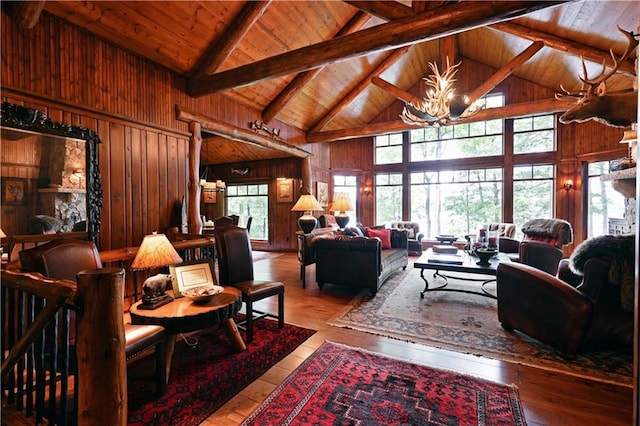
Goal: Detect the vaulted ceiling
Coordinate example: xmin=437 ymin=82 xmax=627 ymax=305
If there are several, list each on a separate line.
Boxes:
xmin=10 ymin=1 xmax=640 ymax=164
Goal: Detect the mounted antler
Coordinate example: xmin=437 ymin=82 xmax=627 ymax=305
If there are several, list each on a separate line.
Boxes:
xmin=557 ymin=26 xmax=638 ymax=128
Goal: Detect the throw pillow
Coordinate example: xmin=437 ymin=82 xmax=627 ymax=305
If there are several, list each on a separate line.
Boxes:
xmin=366 ymin=227 xmax=392 ymax=249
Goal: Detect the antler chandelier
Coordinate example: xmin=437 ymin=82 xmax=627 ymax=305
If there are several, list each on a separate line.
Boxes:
xmin=401 ymin=58 xmax=485 ymax=127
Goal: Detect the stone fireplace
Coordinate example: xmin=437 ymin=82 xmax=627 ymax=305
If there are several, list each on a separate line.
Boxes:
xmin=37 ymin=138 xmax=86 ymax=232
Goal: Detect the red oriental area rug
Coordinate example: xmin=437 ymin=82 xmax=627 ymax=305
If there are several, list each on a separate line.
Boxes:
xmin=243 ymin=341 xmax=527 ymax=426
xmin=127 ymin=317 xmax=316 ymax=426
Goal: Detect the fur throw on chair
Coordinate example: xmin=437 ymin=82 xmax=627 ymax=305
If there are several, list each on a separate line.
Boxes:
xmin=569 ymin=234 xmax=635 ymax=311
xmin=521 ymin=218 xmax=573 ymax=245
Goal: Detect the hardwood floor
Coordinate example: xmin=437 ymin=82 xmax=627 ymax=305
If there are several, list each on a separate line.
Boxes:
xmin=202 ymin=252 xmax=633 ymax=426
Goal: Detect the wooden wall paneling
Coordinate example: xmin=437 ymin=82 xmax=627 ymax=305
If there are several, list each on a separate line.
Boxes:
xmin=145 ymin=131 xmax=161 ymax=239
xmin=157 ymin=133 xmax=169 ymax=235
xmin=129 ymin=127 xmax=142 ymax=246
xmin=108 ymin=122 xmax=127 ymax=249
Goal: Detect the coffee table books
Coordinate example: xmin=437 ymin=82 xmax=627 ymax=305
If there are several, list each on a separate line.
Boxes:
xmin=427 ymin=252 xmax=464 ymax=265
xmin=432 ymin=244 xmax=459 ymax=254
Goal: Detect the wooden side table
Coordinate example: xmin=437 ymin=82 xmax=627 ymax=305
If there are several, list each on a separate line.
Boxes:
xmin=130 ymin=287 xmax=245 ymax=381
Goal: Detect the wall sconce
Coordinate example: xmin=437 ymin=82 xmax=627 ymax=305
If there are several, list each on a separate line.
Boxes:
xmin=362 ymin=186 xmax=372 ymax=196
xmin=563 ymin=180 xmax=573 ymax=191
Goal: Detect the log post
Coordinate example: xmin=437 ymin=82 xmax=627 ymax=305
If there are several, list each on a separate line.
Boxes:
xmin=301 ymin=156 xmax=312 ymax=195
xmin=75 ymin=267 xmax=127 ymax=426
xmin=188 ymin=120 xmax=203 ymax=234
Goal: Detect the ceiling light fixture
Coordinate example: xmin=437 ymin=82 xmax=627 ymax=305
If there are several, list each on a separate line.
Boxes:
xmin=400 ymin=58 xmax=485 ymax=127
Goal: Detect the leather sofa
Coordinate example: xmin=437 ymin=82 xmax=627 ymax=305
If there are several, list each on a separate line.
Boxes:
xmin=389 ymin=221 xmax=424 ymax=255
xmin=497 ymin=240 xmax=634 ymax=355
xmin=313 ymin=227 xmax=409 ymax=295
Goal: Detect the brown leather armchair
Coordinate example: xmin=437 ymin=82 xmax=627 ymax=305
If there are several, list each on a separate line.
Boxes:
xmin=496 ymin=258 xmax=633 ymax=355
xmin=19 ymin=238 xmax=168 ymax=395
xmin=499 ymin=218 xmax=573 ymax=275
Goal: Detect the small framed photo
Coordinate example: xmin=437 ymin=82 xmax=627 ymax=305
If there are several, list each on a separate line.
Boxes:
xmin=2 ymin=177 xmax=27 ymax=205
xmin=316 ymin=181 xmax=328 ymax=207
xmin=170 ymin=259 xmax=217 ymax=297
xmin=203 ymin=188 xmax=217 ymax=204
xmin=277 ymin=178 xmax=294 ymax=203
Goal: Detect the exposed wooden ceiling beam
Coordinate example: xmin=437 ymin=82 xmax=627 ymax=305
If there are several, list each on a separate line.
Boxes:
xmin=186 ymin=1 xmax=565 ymax=97
xmin=308 ymin=46 xmax=412 ymax=133
xmin=191 ymin=1 xmax=271 ymax=78
xmin=305 ymin=98 xmax=576 ymax=143
xmin=176 ymin=105 xmax=311 ymax=158
xmin=262 ymin=10 xmax=371 ymax=124
xmin=371 ymin=76 xmax=422 ymax=106
xmin=372 ymin=40 xmax=544 ymax=119
xmin=5 ymin=0 xmax=45 ymax=29
xmin=491 ymin=21 xmax=636 ymax=77
xmin=466 ymin=40 xmax=544 ymax=105
xmin=343 ymin=1 xmax=413 ymax=20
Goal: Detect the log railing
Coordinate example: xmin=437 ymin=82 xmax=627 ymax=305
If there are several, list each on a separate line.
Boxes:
xmin=1 ymin=235 xmax=215 ymax=424
xmin=1 ymin=267 xmax=127 ymax=425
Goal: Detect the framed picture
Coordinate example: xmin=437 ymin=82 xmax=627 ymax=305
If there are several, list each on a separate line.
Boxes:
xmin=277 ymin=178 xmax=294 ymax=203
xmin=203 ymin=188 xmax=217 ymax=204
xmin=170 ymin=259 xmax=217 ymax=297
xmin=316 ymin=182 xmax=329 ymax=207
xmin=2 ymin=177 xmax=27 ymax=205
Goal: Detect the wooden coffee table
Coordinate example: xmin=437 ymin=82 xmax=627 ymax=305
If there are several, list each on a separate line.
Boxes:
xmin=130 ymin=287 xmax=245 ymax=381
xmin=414 ymin=248 xmax=509 ymax=299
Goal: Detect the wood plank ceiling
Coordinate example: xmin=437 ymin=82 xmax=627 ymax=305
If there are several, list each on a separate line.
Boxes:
xmin=25 ymin=1 xmax=640 ymax=164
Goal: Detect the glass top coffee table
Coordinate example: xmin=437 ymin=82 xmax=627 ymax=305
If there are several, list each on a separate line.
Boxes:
xmin=414 ymin=248 xmax=509 ymax=299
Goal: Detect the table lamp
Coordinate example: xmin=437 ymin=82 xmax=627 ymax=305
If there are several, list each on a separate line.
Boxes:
xmin=291 ymin=194 xmax=324 ymax=234
xmin=331 ymin=193 xmax=354 ymax=229
xmin=131 ymin=232 xmax=183 ymax=309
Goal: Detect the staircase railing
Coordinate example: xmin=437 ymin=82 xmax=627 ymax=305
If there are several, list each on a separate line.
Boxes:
xmin=2 ymin=235 xmax=216 ymax=424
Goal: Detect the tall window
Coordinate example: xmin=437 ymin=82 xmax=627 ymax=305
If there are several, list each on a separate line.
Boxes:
xmin=513 ymin=114 xmax=555 ymax=154
xmin=226 ymin=183 xmax=269 ymax=240
xmin=333 ymin=175 xmax=358 ymax=227
xmin=410 ymin=168 xmax=503 ymax=239
xmin=586 ymin=161 xmax=625 ymax=237
xmin=410 ymin=120 xmax=503 ymax=161
xmin=374 ymin=133 xmax=403 ymax=164
xmin=375 ymin=173 xmax=402 ymax=224
xmin=512 ymin=164 xmax=554 ymax=235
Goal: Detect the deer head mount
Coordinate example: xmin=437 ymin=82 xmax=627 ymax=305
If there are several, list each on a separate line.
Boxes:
xmin=556 ymin=26 xmax=638 ymax=128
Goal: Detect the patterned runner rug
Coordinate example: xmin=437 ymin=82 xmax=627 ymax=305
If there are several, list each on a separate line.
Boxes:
xmin=243 ymin=341 xmax=527 ymax=425
xmin=329 ymin=269 xmax=632 ymax=386
xmin=127 ymin=317 xmax=316 ymax=425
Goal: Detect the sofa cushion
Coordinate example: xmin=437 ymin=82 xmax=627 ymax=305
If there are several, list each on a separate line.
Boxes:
xmin=366 ymin=227 xmax=391 ymax=249
xmin=381 ymin=247 xmax=406 ymax=269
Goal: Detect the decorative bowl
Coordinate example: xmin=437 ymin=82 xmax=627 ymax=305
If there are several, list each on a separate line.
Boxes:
xmin=475 ymin=248 xmax=497 ymax=266
xmin=182 ymin=285 xmax=224 ymax=304
xmin=436 ymin=234 xmax=457 ymax=245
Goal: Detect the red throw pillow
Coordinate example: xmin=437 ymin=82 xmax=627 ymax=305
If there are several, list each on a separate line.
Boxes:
xmin=366 ymin=227 xmax=392 ymax=249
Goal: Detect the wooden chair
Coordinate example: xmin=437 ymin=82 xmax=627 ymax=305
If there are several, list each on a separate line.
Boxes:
xmin=19 ymin=239 xmax=168 ymax=395
xmin=214 ymin=226 xmax=284 ymax=342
